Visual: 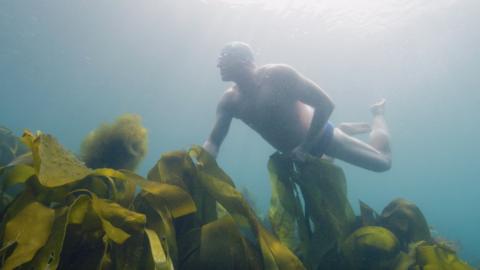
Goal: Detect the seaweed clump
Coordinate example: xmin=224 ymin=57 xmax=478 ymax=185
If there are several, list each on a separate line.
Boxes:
xmin=80 ymin=114 xmax=147 ymax=171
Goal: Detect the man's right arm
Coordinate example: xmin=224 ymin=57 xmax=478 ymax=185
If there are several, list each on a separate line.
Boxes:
xmin=202 ymin=92 xmax=234 ymax=158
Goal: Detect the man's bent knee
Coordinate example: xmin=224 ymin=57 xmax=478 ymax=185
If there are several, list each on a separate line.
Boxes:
xmin=372 ymin=157 xmax=391 ymax=172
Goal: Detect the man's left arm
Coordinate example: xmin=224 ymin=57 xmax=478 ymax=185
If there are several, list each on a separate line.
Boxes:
xmin=296 ymin=72 xmax=335 ymax=151
xmin=274 ymin=65 xmax=334 ymax=153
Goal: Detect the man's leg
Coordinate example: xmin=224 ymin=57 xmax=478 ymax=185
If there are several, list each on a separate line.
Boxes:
xmin=324 ymin=99 xmax=391 ymax=172
xmin=322 ymin=122 xmax=369 ymax=161
xmin=337 ymin=122 xmax=371 ymax=136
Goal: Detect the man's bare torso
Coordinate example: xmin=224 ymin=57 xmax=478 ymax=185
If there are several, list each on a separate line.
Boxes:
xmin=224 ymin=64 xmax=314 ymax=153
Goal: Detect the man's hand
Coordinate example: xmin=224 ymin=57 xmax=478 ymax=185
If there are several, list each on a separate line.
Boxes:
xmin=202 ymin=140 xmax=219 ymax=159
xmin=290 ymin=145 xmax=309 ymax=162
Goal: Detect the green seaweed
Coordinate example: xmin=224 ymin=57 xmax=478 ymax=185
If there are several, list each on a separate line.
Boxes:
xmin=267 ymin=153 xmax=307 ymax=258
xmin=147 ymin=150 xmax=218 ymax=225
xmin=189 ymin=145 xmax=305 ymax=270
xmin=2 ymin=201 xmax=55 ymax=270
xmin=267 ymin=152 xmax=356 ymax=269
xmin=413 ymin=242 xmax=474 ymax=270
xmin=359 ymin=200 xmax=379 ymax=227
xmin=0 ymin=126 xmax=29 ymax=167
xmin=341 ymin=226 xmax=401 ymax=270
xmin=0 ymin=130 xmax=474 ymax=270
xmin=177 ymin=215 xmax=263 ymax=270
xmin=380 ymin=198 xmax=432 ymax=247
xmin=0 ymin=132 xmax=307 ymax=270
xmin=294 ymin=155 xmax=356 ymax=265
xmin=0 ymin=132 xmax=194 ymax=270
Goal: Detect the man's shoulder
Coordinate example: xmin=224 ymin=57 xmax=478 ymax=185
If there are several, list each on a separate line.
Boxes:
xmin=221 ymin=86 xmax=238 ymax=102
xmin=258 ymin=64 xmax=298 ymax=80
xmin=259 ymin=63 xmax=296 ymax=73
xmin=217 ymin=87 xmax=239 ymax=114
xmin=257 ymin=64 xmax=300 ymax=87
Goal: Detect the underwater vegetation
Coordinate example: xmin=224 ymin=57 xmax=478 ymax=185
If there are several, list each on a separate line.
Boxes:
xmin=430 ymin=225 xmax=463 ymax=253
xmin=0 ymin=126 xmax=29 ymax=167
xmin=240 ymin=186 xmax=261 ymax=216
xmin=0 ymin=128 xmax=475 ymax=269
xmin=266 ymin=153 xmax=474 ymax=270
xmin=0 ymin=127 xmax=31 ymax=211
xmin=80 ymin=114 xmax=148 ymax=171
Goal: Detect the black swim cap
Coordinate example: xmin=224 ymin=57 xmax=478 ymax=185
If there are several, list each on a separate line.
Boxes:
xmin=220 ymin=41 xmax=255 ymax=63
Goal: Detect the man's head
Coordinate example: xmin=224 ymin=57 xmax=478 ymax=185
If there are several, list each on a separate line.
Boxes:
xmin=217 ymin=41 xmax=255 ymax=82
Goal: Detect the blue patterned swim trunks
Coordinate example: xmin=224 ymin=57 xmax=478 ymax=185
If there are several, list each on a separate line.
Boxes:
xmin=310 ymin=121 xmax=334 ymax=157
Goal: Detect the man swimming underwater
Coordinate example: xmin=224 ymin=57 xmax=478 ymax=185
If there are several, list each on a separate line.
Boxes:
xmin=203 ymin=42 xmax=391 ymax=172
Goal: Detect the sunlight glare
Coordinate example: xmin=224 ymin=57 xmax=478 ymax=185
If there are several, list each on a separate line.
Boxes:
xmin=209 ymin=0 xmax=457 ymax=33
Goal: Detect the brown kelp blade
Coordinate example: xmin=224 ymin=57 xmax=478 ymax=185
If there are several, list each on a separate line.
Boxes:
xmin=22 ymin=132 xmax=92 ymax=188
xmin=294 ymin=156 xmax=356 ymax=266
xmin=267 ymin=153 xmax=308 ymax=258
xmin=414 ymin=243 xmax=475 ymax=270
xmin=189 ymin=145 xmax=305 ymax=270
xmin=178 ymin=215 xmax=263 ymax=270
xmin=2 ymin=201 xmax=55 ymax=270
xmin=0 ymin=127 xmax=29 ymax=167
xmin=147 ymin=150 xmax=217 ymax=225
xmin=145 ymin=228 xmax=173 ymax=270
xmin=359 ymin=200 xmax=379 ymax=226
xmin=27 ymin=195 xmax=90 ymax=269
xmin=267 ymin=152 xmax=356 ymax=269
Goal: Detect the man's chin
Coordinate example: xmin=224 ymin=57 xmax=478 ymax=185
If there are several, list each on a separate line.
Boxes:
xmin=220 ymin=75 xmax=231 ymax=81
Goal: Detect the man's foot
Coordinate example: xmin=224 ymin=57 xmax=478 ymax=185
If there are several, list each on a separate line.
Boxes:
xmin=337 ymin=122 xmax=372 ymax=135
xmin=370 ymin=98 xmax=386 ymax=115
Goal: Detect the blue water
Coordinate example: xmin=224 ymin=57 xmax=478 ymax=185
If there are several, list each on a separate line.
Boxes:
xmin=1 ymin=0 xmax=479 ymax=264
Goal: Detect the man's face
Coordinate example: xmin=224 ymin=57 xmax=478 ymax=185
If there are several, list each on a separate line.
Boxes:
xmin=216 ymin=52 xmax=246 ymax=81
